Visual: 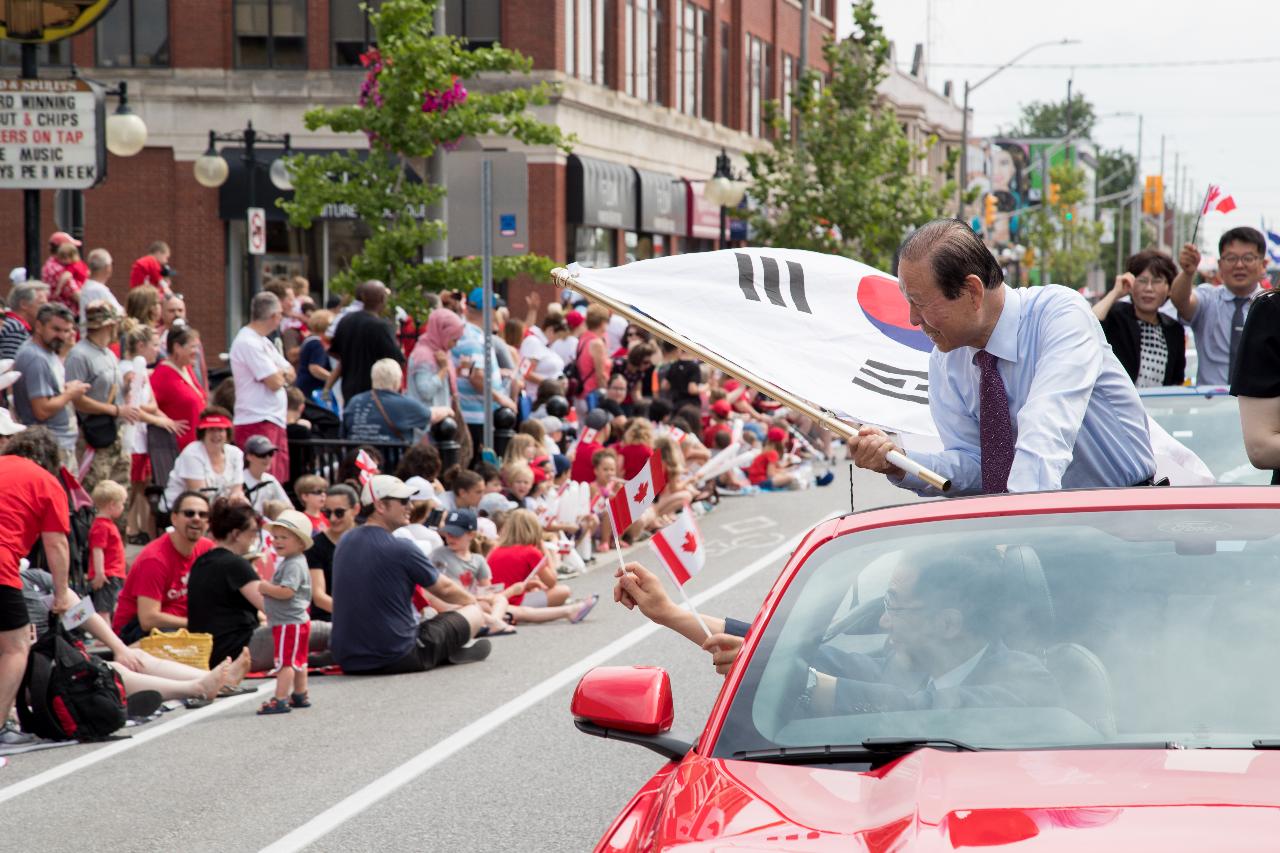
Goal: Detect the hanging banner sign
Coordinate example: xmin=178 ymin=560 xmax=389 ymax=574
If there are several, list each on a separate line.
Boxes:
xmin=0 ymin=0 xmax=118 ymax=43
xmin=0 ymin=78 xmax=105 ymax=190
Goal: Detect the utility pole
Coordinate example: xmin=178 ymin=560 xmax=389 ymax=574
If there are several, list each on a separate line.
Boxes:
xmin=1041 ymin=148 xmax=1051 ymax=285
xmin=1065 ymin=78 xmax=1073 ymax=138
xmin=1157 ymin=136 xmax=1166 ymax=250
xmin=21 ymin=44 xmax=38 ymax=277
xmin=1172 ymin=151 xmax=1180 ymax=248
xmin=798 ymin=0 xmax=810 ymax=79
xmin=1129 ymin=114 xmax=1143 ymax=253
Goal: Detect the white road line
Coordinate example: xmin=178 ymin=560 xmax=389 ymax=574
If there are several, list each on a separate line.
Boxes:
xmin=0 ymin=684 xmax=264 ymax=806
xmin=260 ymin=512 xmax=835 ymax=853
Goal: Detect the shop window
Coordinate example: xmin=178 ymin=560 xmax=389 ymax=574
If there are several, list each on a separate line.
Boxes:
xmin=573 ymin=226 xmax=614 ymax=268
xmin=719 ymin=21 xmax=730 ymax=126
xmin=625 ymin=231 xmax=666 ymax=263
xmin=622 ymin=0 xmax=660 ymax=102
xmin=0 ymin=41 xmax=69 ymax=67
xmin=677 ymin=1 xmax=709 ymax=119
xmin=96 ymin=0 xmax=170 ymax=67
xmin=445 ymin=0 xmax=500 ymax=49
xmin=234 ymin=0 xmax=307 ymax=69
xmin=331 ymin=0 xmax=381 ymax=68
xmin=565 ymin=0 xmax=605 ymax=84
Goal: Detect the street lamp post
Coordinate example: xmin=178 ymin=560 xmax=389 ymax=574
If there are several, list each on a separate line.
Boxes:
xmin=957 ymin=39 xmax=1080 ymax=221
xmin=193 ymin=121 xmax=293 ymax=298
xmin=704 ymin=148 xmax=747 ymax=247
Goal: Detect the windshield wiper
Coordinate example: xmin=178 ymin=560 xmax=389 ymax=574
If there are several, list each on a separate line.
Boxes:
xmin=733 ymin=738 xmax=981 ymax=764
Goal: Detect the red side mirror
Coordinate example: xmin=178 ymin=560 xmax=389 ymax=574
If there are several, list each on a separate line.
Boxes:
xmin=571 ymin=666 xmax=674 ymax=735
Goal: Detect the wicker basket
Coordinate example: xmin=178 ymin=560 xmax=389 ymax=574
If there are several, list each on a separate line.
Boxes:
xmin=138 ymin=629 xmax=213 ymax=670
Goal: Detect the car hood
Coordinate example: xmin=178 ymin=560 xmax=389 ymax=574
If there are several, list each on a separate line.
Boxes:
xmin=641 ymin=748 xmax=1280 ymax=851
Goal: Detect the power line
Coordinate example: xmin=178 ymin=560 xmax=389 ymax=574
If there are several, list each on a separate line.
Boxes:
xmin=921 ymin=57 xmax=1280 ymax=70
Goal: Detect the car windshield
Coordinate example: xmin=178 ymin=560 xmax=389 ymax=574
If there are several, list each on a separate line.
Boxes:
xmin=1143 ymin=393 xmax=1267 ymax=484
xmin=715 ymin=509 xmax=1280 ymax=762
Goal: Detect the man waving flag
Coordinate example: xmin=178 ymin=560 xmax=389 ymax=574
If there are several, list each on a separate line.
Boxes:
xmin=608 ymin=447 xmax=666 ymax=531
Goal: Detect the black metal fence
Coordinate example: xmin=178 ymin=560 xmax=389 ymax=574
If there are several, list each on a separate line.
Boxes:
xmin=290 ymin=438 xmax=411 ymax=486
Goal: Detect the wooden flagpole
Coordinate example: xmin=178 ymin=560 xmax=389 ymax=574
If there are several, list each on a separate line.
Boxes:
xmin=551 ymin=267 xmax=951 ymax=492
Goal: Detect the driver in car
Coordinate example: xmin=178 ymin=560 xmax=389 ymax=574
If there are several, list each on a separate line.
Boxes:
xmin=614 ymin=554 xmax=1060 ymax=715
xmin=801 ymin=554 xmax=1061 ymax=715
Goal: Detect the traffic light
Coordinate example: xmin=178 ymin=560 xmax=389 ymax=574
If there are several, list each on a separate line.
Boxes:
xmin=984 ymin=193 xmax=997 ymax=229
xmin=1023 ymin=247 xmax=1036 ymax=267
xmin=1047 ymin=182 xmax=1060 ymax=206
xmin=1143 ymin=175 xmax=1164 ymax=215
xmin=1064 ymin=206 xmax=1075 ymax=222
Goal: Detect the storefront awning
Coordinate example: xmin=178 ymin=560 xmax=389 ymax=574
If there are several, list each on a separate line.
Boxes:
xmin=567 ymin=154 xmax=637 ymax=230
xmin=635 ymin=169 xmax=687 ymax=236
xmin=685 ymin=179 xmax=721 ymax=240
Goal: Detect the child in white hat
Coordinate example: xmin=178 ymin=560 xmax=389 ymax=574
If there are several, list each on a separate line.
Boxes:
xmin=258 ymin=509 xmax=314 ymax=715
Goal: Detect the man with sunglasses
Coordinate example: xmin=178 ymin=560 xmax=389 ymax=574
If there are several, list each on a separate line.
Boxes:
xmin=112 ymin=491 xmax=214 ymax=645
xmin=307 ymin=484 xmax=359 ymax=622
xmin=331 ymin=475 xmax=490 ymax=674
xmin=1171 ymin=227 xmax=1269 ymax=386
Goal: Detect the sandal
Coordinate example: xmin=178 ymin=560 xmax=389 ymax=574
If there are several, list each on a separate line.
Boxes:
xmin=257 ymin=698 xmax=291 ymax=715
xmin=218 ymin=684 xmax=256 ymax=698
xmin=289 ymin=692 xmax=311 ymax=709
xmin=570 ymin=594 xmax=599 ymax=624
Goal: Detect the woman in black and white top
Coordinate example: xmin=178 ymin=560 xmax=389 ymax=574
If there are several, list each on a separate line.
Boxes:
xmin=1093 ymin=250 xmax=1186 ymax=388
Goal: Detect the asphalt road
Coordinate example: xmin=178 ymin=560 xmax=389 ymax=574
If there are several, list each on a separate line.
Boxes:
xmin=0 ymin=465 xmax=921 ymax=852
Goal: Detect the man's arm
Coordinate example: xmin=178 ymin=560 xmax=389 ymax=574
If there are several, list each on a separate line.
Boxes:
xmin=614 ymin=563 xmax=725 ymax=645
xmin=137 ymin=596 xmax=187 ymax=631
xmin=1170 ymin=242 xmax=1201 ymax=322
xmin=29 ymin=381 xmax=89 ymax=421
xmin=427 ymin=573 xmax=476 ymax=607
xmin=1239 ymin=396 xmax=1280 ymax=471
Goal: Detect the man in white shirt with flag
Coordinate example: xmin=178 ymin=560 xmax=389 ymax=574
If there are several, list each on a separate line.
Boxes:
xmin=850 ymin=218 xmax=1156 ymax=496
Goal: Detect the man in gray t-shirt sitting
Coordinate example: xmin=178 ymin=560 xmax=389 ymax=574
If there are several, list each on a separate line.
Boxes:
xmin=12 ymin=303 xmax=87 ymax=468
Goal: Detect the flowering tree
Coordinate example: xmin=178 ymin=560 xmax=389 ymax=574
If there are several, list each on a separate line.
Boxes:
xmin=281 ymin=0 xmax=570 ymax=308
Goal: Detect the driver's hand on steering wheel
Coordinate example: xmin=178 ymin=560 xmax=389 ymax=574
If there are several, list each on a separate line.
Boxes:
xmin=701 ymin=632 xmax=744 ymax=676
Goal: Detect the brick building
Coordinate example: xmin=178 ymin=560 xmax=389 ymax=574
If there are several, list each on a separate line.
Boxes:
xmin=0 ymin=1 xmax=958 ymax=357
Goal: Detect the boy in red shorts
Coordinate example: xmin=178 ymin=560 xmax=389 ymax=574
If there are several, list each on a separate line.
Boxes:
xmin=257 ymin=510 xmax=313 ymax=715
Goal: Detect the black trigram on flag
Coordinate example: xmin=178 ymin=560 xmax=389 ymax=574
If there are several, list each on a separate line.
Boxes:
xmin=734 ymin=253 xmax=811 ymax=314
xmin=853 ymin=359 xmax=929 ymax=405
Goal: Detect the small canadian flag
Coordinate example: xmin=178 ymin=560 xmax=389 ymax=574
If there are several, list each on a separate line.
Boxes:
xmin=608 ymin=448 xmax=666 ymax=530
xmin=1202 ymin=184 xmax=1237 ymax=216
xmin=355 ymin=449 xmax=379 ymax=487
xmin=650 ymin=509 xmax=705 ymax=586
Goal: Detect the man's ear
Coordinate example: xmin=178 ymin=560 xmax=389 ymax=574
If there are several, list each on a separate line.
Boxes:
xmin=964 ymin=274 xmax=987 ymax=309
xmin=937 ymin=607 xmax=965 ymax=639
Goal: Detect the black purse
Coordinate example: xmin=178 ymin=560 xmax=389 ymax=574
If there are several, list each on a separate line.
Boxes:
xmin=81 ymin=383 xmax=118 ymax=449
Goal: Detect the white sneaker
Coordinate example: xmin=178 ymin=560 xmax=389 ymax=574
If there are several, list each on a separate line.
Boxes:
xmin=0 ymin=721 xmax=37 ymax=746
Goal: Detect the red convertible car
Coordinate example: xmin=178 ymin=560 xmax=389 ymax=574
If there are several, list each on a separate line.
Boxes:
xmin=572 ymin=486 xmax=1280 ymax=850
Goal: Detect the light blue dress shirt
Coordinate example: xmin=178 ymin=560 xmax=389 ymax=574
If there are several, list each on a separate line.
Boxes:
xmin=895 ymin=284 xmax=1156 ymax=496
xmin=1183 ymin=282 xmax=1264 ymax=386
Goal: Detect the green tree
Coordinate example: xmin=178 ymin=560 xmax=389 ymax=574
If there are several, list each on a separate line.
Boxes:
xmin=741 ymin=0 xmax=954 ymax=271
xmin=280 ymin=0 xmax=570 ymax=311
xmin=1096 ymin=146 xmax=1136 ymax=274
xmin=1002 ymin=92 xmax=1096 ymax=139
xmin=1020 ymin=161 xmax=1104 ymax=287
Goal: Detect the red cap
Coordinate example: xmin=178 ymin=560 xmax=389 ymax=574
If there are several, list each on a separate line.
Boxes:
xmin=711 ymin=399 xmax=731 ymax=418
xmin=723 ymin=379 xmax=741 ymax=392
xmin=565 ymin=310 xmax=585 ymax=329
xmin=531 ymin=465 xmax=549 ymax=484
xmin=49 ymin=231 xmax=81 ymax=248
xmin=766 ymin=426 xmax=787 ymax=443
xmin=197 ymin=414 xmax=233 ymax=430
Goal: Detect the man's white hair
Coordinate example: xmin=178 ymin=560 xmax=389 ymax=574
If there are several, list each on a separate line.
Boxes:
xmin=370 ymin=358 xmax=403 ymax=391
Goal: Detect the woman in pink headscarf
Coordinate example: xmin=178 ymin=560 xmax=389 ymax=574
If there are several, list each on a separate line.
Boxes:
xmin=407 ymin=307 xmax=466 ymax=409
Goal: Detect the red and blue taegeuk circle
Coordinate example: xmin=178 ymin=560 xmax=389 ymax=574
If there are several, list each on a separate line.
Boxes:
xmin=856 ymin=274 xmax=933 ymax=353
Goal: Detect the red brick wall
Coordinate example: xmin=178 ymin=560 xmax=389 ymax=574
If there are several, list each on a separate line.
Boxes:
xmin=0 ymin=149 xmax=229 ymax=360
xmin=172 ymin=0 xmax=234 ymax=69
xmin=528 ymin=161 xmax=566 ymax=262
xmin=505 ymin=0 xmax=561 ymax=72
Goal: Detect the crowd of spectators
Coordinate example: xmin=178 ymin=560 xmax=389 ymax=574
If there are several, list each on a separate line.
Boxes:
xmin=0 ymin=230 xmax=837 ymax=744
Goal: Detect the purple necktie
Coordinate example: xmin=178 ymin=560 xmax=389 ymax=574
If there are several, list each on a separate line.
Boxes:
xmin=974 ymin=350 xmax=1014 ymax=494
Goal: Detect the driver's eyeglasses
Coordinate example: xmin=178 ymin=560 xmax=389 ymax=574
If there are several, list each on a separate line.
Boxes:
xmin=882 ymin=599 xmax=930 ymax=614
xmin=178 ymin=508 xmax=209 ymax=519
xmin=1222 ymin=254 xmax=1260 ymax=266
xmin=320 ymin=507 xmax=348 ymax=519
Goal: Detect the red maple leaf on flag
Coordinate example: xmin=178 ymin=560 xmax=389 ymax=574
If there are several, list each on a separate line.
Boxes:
xmin=633 ymin=482 xmax=649 ymax=503
xmin=681 ymin=531 xmax=698 ymax=554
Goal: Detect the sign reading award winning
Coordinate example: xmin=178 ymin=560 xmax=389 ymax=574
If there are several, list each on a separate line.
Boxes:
xmin=0 ymin=78 xmax=105 ymax=189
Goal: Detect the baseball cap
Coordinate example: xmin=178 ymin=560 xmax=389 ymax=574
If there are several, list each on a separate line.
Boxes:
xmin=0 ymin=408 xmax=26 ymax=437
xmin=267 ymin=509 xmax=314 ymax=551
xmin=584 ymin=408 xmax=610 ymax=430
xmin=552 ymin=453 xmax=571 ymax=476
xmin=538 ymin=415 xmax=563 ymax=435
xmin=565 ymin=310 xmax=585 ymax=329
xmin=478 ymin=492 xmax=518 ymax=515
xmin=711 ymin=399 xmax=731 ymax=418
xmin=49 ymin=231 xmax=81 ymax=248
xmin=476 ymin=517 xmax=498 ymax=540
xmin=403 ymin=475 xmax=436 ymax=502
xmin=766 ymin=426 xmax=787 ymax=443
xmin=467 ymin=287 xmax=503 ymax=310
xmin=440 ymin=508 xmax=478 ymax=537
xmin=8 ymin=267 xmax=25 ymax=285
xmin=361 ymin=473 xmax=416 ymax=505
xmin=244 ymin=434 xmax=278 ymax=456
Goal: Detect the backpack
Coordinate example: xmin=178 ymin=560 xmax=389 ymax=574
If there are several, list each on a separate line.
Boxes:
xmin=17 ymin=622 xmax=127 ymax=741
xmin=562 ymin=335 xmax=589 ymax=401
xmin=26 ymin=468 xmax=94 ymax=594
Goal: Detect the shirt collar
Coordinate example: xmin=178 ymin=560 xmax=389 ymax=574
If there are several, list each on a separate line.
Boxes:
xmin=5 ymin=311 xmax=29 ymax=331
xmin=977 ymin=285 xmax=1021 ymax=364
xmin=929 ymin=643 xmax=989 ymax=691
xmin=1215 ymin=283 xmax=1265 ymax=302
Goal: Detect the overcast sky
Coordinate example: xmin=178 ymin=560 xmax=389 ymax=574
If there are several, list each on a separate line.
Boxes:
xmin=837 ymin=0 xmax=1278 ymax=254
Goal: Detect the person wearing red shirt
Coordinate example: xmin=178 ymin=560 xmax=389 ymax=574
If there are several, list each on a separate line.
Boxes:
xmin=485 ymin=509 xmax=595 ymax=623
xmin=88 ymin=480 xmax=129 ymax=621
xmin=113 ymin=490 xmax=215 ymax=644
xmin=746 ymin=427 xmax=800 ymax=490
xmin=703 ymin=399 xmax=732 ymax=448
xmin=150 ymin=325 xmax=207 ymax=450
xmin=0 ymin=448 xmax=72 ymax=745
xmin=129 ymin=241 xmax=172 ymax=295
xmin=617 ymin=419 xmax=656 ymax=480
xmin=570 ymin=408 xmax=611 ymax=483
